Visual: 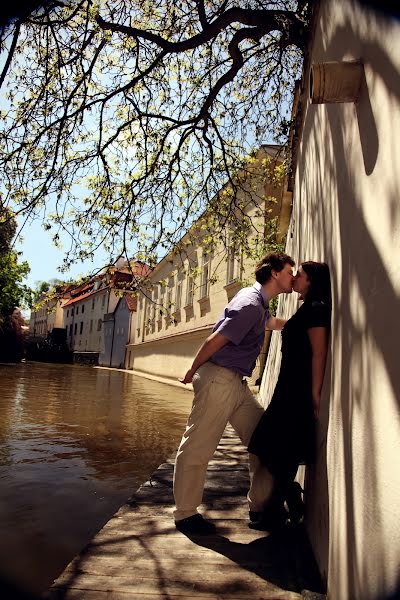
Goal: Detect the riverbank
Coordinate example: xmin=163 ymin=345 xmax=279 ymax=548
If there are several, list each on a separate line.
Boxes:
xmin=0 ymin=362 xmax=192 ymax=597
xmin=95 ymin=365 xmax=261 ymax=395
xmin=44 ymin=425 xmax=326 ymax=600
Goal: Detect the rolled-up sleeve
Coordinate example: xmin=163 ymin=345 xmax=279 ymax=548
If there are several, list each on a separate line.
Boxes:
xmin=215 ymin=304 xmax=260 ymax=345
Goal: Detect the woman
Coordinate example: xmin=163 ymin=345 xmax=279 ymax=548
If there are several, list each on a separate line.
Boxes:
xmin=248 ymin=261 xmax=331 ymax=530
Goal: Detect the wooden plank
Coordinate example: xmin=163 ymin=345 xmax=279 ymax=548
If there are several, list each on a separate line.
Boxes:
xmin=44 ymin=426 xmax=325 ymax=600
xmin=45 ymin=587 xmax=302 ymax=600
xmin=48 ymin=572 xmax=303 ymax=599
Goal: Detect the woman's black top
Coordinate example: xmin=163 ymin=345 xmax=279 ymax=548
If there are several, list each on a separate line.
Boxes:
xmin=248 ymin=298 xmax=331 ymax=476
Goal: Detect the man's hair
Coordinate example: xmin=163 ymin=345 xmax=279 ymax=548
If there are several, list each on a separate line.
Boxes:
xmin=255 ymin=252 xmax=295 ymax=285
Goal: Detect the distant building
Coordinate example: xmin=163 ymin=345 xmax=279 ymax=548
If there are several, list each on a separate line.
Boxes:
xmin=62 ymin=262 xmax=148 ymax=364
xmin=29 ymin=288 xmax=70 ymax=338
xmin=99 ymin=294 xmax=137 ymax=368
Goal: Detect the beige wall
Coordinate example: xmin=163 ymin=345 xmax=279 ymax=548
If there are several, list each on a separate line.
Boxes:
xmin=261 ymin=2 xmax=400 ymax=599
xmin=29 ymin=304 xmax=48 ymax=336
xmin=128 ymin=327 xmax=212 ymax=387
xmin=29 ymin=298 xmax=66 ymax=336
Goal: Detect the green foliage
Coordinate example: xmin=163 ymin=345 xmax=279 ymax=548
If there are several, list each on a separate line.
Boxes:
xmin=0 ymin=251 xmax=32 ymax=317
xmin=0 ymin=204 xmax=17 ymax=255
xmin=0 ymin=0 xmax=310 ymax=272
xmin=32 ymin=278 xmax=66 ymax=304
xmin=0 ymin=205 xmax=33 ymax=318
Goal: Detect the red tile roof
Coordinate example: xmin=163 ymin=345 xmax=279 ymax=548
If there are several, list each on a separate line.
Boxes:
xmin=63 ymin=288 xmax=99 ymax=307
xmin=60 ymin=262 xmax=149 ymax=308
xmin=124 ymin=294 xmax=137 ymax=312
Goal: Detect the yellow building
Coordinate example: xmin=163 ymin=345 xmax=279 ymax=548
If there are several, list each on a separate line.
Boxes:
xmin=126 ymin=145 xmax=290 ymax=387
xmin=29 ymin=292 xmax=69 ymax=338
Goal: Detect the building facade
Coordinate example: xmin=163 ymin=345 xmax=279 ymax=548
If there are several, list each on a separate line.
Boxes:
xmin=63 ymin=279 xmax=110 ymax=360
xmin=29 ymin=295 xmax=68 ymax=337
xmin=28 ymin=263 xmax=146 ymax=364
xmin=99 ymin=294 xmax=137 ymax=368
xmin=126 ymin=145 xmax=290 ymax=387
xmin=62 ymin=266 xmax=145 ymax=364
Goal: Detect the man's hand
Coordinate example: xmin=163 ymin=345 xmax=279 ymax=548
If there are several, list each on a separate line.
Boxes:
xmin=179 ymin=368 xmax=196 ymax=384
xmin=178 ymin=332 xmax=229 ymax=385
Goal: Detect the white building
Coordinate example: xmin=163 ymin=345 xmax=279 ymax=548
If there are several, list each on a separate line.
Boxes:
xmin=63 ymin=264 xmax=148 ymax=363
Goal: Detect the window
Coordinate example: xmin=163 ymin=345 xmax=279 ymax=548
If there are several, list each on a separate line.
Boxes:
xmin=186 ymin=276 xmax=194 ymax=306
xmin=167 ymin=278 xmax=173 ymax=310
xmin=92 ymin=298 xmax=95 ymax=310
xmin=82 ymin=304 xmax=85 ymax=313
xmin=151 ymin=287 xmax=157 ymax=321
xmin=227 ymin=243 xmax=241 ymax=284
xmin=175 ymin=277 xmax=183 ymax=311
xmin=76 ymin=306 xmax=79 ymax=314
xmin=159 ymin=284 xmax=165 ymax=316
xmin=136 ymin=296 xmax=141 ymax=323
xmin=146 ymin=299 xmax=151 ymax=322
xmin=71 ymin=307 xmax=74 ymax=316
xmin=200 ymin=253 xmax=210 ymax=298
xmin=97 ymin=319 xmax=102 ymax=331
xmin=89 ymin=319 xmax=93 ymax=333
xmin=80 ymin=322 xmax=83 ymax=334
xmin=101 ymin=295 xmax=106 ymax=308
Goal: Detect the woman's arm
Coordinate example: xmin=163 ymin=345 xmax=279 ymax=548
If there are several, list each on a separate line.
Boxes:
xmin=179 ymin=331 xmax=229 ymax=384
xmin=308 ymin=327 xmax=329 ymax=419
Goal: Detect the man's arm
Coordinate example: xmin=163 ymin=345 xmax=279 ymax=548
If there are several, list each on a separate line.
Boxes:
xmin=308 ymin=327 xmax=329 ymax=419
xmin=179 ymin=331 xmax=229 ymax=384
xmin=266 ymin=316 xmax=287 ymax=330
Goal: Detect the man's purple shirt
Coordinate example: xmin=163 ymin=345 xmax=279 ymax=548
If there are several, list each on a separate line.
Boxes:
xmin=211 ymin=282 xmax=271 ymax=377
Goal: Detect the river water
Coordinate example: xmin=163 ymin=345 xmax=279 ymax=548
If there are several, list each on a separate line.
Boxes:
xmin=0 ymin=362 xmax=192 ymax=596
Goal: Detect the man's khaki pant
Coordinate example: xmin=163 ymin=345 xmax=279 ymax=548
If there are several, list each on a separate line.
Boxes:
xmin=173 ymin=361 xmax=274 ymax=521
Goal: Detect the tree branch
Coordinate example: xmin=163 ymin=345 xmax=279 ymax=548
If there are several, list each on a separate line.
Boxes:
xmin=96 ymin=7 xmax=306 ymax=53
xmin=0 ymin=21 xmax=21 ymax=89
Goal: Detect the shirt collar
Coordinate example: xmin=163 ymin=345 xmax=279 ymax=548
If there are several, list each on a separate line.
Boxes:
xmin=253 ymin=281 xmax=269 ymax=309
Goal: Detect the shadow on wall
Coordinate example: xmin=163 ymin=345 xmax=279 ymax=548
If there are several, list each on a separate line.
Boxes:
xmin=296 ymin=5 xmax=400 ymax=599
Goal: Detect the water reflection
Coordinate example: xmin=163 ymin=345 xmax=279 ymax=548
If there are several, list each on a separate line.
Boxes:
xmin=0 ymin=362 xmax=191 ymax=595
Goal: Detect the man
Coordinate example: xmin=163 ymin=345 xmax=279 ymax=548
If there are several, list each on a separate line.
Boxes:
xmin=174 ymin=252 xmax=295 ymax=534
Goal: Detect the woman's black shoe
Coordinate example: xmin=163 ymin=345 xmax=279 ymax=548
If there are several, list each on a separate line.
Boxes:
xmin=285 ymin=481 xmax=305 ymax=524
xmin=248 ymin=503 xmax=287 ymax=531
xmin=249 ymin=510 xmax=262 ymax=523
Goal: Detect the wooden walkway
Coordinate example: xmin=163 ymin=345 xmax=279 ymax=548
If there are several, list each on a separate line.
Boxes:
xmin=43 ymin=426 xmax=325 ymax=600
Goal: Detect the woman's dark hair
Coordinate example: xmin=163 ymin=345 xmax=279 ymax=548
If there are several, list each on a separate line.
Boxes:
xmin=301 ymin=261 xmax=331 ymax=304
xmin=255 ymin=252 xmax=295 ymax=285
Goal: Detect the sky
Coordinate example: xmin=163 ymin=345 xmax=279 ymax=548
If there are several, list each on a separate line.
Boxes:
xmin=16 ymin=218 xmax=110 ymax=290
